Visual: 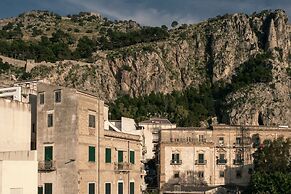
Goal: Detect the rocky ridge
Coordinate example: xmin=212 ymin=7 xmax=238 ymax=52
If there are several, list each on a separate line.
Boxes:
xmin=0 ymin=9 xmax=290 ymax=126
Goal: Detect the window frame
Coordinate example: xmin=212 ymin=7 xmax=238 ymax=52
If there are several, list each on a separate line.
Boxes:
xmin=89 ymin=114 xmax=96 ymax=128
xmin=105 ymin=148 xmax=111 ymax=163
xmin=89 ymin=146 xmax=96 ymax=162
xmin=129 ymin=181 xmax=134 ymax=194
xmin=130 ymin=150 xmax=135 ymax=164
xmin=117 ymin=181 xmax=123 ymax=194
xmin=88 ymin=182 xmax=96 ymax=194
xmin=44 ymin=145 xmax=53 ymax=161
xmin=39 ymin=92 xmax=45 ymax=105
xmin=118 ymin=150 xmax=123 ymax=163
xmin=219 ymin=170 xmax=225 ymax=178
xmin=47 ymin=113 xmax=53 ymax=128
xmin=105 ymin=182 xmax=111 ymax=194
xmin=44 ymin=183 xmax=52 ymax=194
xmin=198 ymin=171 xmax=204 ymax=178
xmin=54 ymin=89 xmax=62 ymax=103
xmin=198 ymin=153 xmax=204 ymax=163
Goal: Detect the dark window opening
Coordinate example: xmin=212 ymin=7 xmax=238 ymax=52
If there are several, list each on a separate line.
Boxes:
xmin=88 ymin=183 xmax=95 ymax=194
xmin=89 ymin=114 xmax=96 ymax=128
xmin=89 ymin=146 xmax=96 ymax=162
xmin=44 ymin=183 xmax=52 ymax=194
xmin=39 ymin=93 xmax=45 ymax=104
xmin=54 ymin=90 xmax=61 ymax=103
xmin=174 ymin=171 xmax=180 ymax=178
xmin=47 ymin=114 xmax=53 ymax=127
xmin=258 ymin=112 xmax=264 ymax=125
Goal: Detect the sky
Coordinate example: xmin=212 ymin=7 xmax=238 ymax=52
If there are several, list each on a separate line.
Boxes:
xmin=0 ymin=0 xmax=290 ymax=26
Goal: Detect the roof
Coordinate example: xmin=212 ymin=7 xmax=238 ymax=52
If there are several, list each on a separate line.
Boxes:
xmin=139 ymin=117 xmax=173 ymax=125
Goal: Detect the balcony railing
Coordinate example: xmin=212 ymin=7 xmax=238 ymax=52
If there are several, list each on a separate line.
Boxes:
xmin=233 ymin=159 xmax=244 ymax=165
xmin=38 ymin=160 xmax=56 ymax=171
xmin=195 ymin=160 xmax=207 ymax=165
xmin=170 ymin=160 xmax=182 ymax=165
xmin=114 ymin=162 xmax=132 ymax=172
xmin=216 ymin=159 xmax=227 ymax=165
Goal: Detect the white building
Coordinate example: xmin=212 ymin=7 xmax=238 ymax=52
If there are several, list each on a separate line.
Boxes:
xmin=0 ymin=96 xmax=37 ymax=194
xmin=139 ymin=118 xmax=176 ymax=161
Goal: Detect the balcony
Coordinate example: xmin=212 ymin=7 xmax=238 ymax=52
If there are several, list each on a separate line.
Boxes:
xmin=114 ymin=162 xmax=132 ymax=172
xmin=38 ymin=160 xmax=56 ymax=172
xmin=216 ymin=159 xmax=227 ymax=165
xmin=170 ymin=160 xmax=182 ymax=165
xmin=195 ymin=160 xmax=207 ymax=165
xmin=233 ymin=159 xmax=244 ymax=165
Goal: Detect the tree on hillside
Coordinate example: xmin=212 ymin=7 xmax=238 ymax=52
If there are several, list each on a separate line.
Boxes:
xmin=248 ymin=137 xmax=291 ymax=194
xmin=171 ymin=21 xmax=179 ymax=28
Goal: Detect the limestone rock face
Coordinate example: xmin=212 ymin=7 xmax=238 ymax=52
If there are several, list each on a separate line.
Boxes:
xmin=1 ymin=9 xmax=291 ymax=126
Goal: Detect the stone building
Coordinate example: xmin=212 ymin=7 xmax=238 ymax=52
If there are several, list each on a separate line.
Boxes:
xmin=158 ymin=124 xmax=291 ymax=193
xmin=0 ymin=97 xmax=38 ymax=194
xmin=139 ymin=118 xmax=176 ymax=161
xmin=37 ymin=83 xmax=142 ymax=194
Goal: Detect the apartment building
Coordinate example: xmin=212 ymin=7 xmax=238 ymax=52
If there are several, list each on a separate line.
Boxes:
xmin=158 ymin=124 xmax=291 ymax=193
xmin=37 ymin=83 xmax=142 ymax=194
xmin=0 ymin=97 xmax=37 ymax=194
xmin=139 ymin=118 xmax=176 ymax=161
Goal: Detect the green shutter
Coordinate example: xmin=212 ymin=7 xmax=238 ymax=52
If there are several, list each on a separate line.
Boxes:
xmin=89 ymin=146 xmax=95 ymax=162
xmin=105 ymin=148 xmax=111 ymax=163
xmin=118 ymin=182 xmax=123 ymax=194
xmin=38 ymin=187 xmax=43 ymax=194
xmin=130 ymin=151 xmax=135 ymax=164
xmin=45 ymin=146 xmax=53 ymax=161
xmin=199 ymin=153 xmax=204 ymax=163
xmin=105 ymin=183 xmax=111 ymax=194
xmin=89 ymin=183 xmax=95 ymax=194
xmin=130 ymin=182 xmax=134 ymax=194
xmin=44 ymin=183 xmax=52 ymax=194
xmin=118 ymin=151 xmax=123 ymax=163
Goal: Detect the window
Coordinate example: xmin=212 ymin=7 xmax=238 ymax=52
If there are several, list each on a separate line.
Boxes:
xmin=171 ymin=153 xmax=180 ymax=164
xmin=219 ymin=153 xmax=225 ymax=160
xmin=130 ymin=150 xmax=135 ymax=164
xmin=89 ymin=146 xmax=95 ymax=162
xmin=198 ymin=153 xmax=204 ymax=164
xmin=47 ymin=114 xmax=53 ymax=127
xmin=174 ymin=171 xmax=180 ymax=178
xmin=44 ymin=183 xmax=52 ymax=194
xmin=89 ymin=114 xmax=96 ymax=128
xmin=130 ymin=182 xmax=134 ymax=194
xmin=44 ymin=146 xmax=53 ymax=161
xmin=105 ymin=148 xmax=111 ymax=163
xmin=236 ymin=137 xmax=242 ymax=145
xmin=118 ymin=150 xmax=123 ymax=163
xmin=198 ymin=171 xmax=204 ymax=178
xmin=219 ymin=171 xmax=225 ymax=178
xmin=118 ymin=182 xmax=123 ymax=194
xmin=199 ymin=135 xmax=205 ymax=143
xmin=38 ymin=186 xmax=43 ymax=194
xmin=54 ymin=90 xmax=61 ymax=103
xmin=236 ymin=170 xmax=242 ymax=178
xmin=105 ymin=183 xmax=111 ymax=194
xmin=218 ymin=137 xmax=224 ymax=145
xmin=88 ymin=183 xmax=95 ymax=194
xmin=39 ymin=93 xmax=44 ymax=104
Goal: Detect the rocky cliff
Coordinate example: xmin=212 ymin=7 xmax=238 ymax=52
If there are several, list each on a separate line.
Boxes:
xmin=0 ymin=9 xmax=290 ymax=126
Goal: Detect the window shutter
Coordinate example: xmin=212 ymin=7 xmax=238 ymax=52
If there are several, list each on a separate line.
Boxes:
xmin=130 ymin=151 xmax=135 ymax=164
xmin=105 ymin=148 xmax=111 ymax=163
xmin=89 ymin=146 xmax=95 ymax=162
xmin=130 ymin=182 xmax=134 ymax=194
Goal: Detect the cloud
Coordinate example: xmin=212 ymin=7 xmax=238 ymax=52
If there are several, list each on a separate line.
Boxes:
xmin=0 ymin=0 xmax=291 ymax=26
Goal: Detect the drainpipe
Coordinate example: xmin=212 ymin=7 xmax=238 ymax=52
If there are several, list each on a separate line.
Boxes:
xmin=128 ymin=140 xmax=130 ymax=194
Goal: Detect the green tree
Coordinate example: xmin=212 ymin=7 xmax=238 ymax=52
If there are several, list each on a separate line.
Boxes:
xmin=249 ymin=137 xmax=291 ymax=194
xmin=171 ymin=21 xmax=179 ymax=28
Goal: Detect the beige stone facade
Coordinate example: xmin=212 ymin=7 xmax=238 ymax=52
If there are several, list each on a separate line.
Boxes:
xmin=158 ymin=125 xmax=291 ymax=193
xmin=37 ymin=83 xmax=142 ymax=194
